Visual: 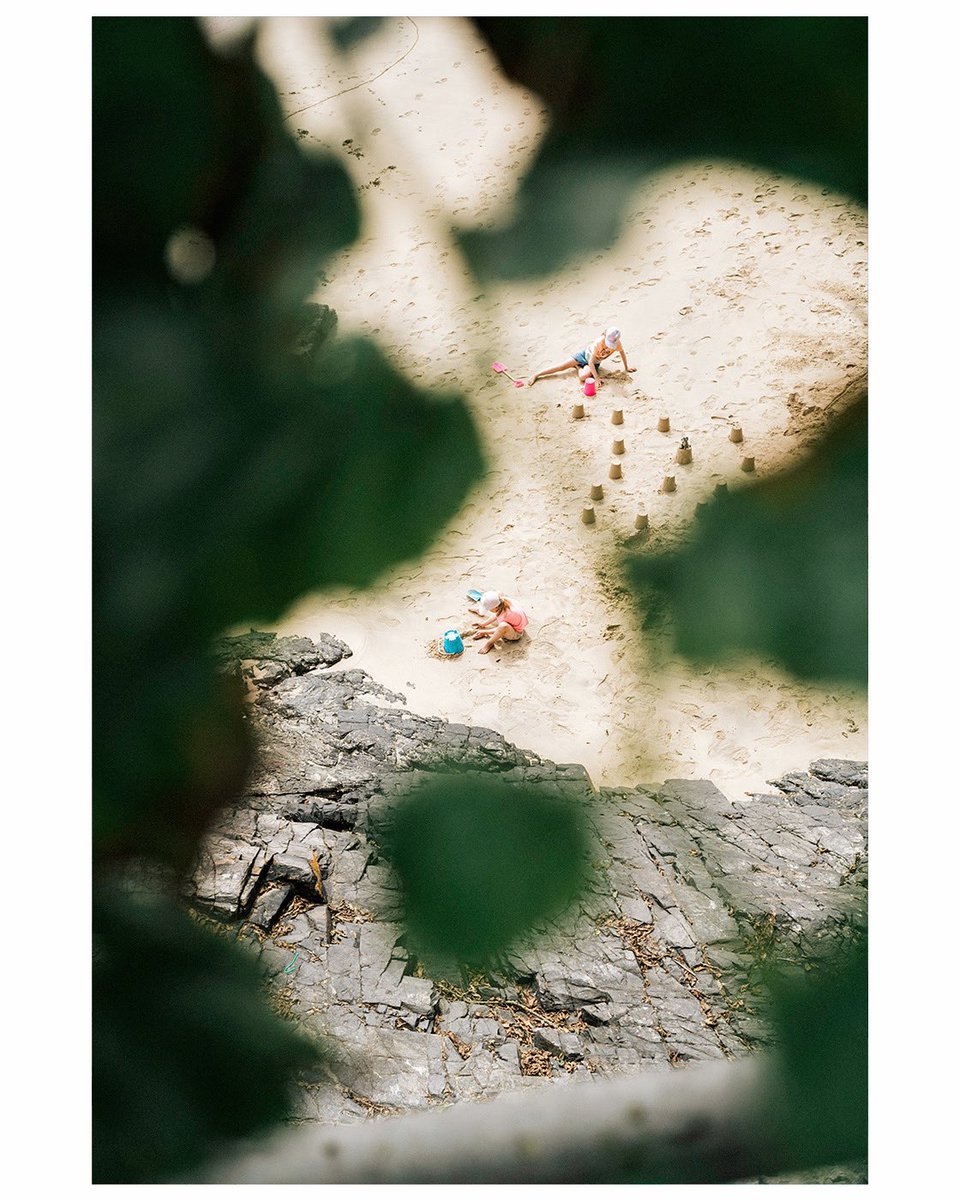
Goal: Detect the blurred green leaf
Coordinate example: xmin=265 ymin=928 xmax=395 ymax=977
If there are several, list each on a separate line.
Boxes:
xmin=94 ymin=323 xmax=483 ymax=864
xmin=93 ymin=17 xmax=223 ymax=271
xmin=459 ymin=162 xmax=640 ymax=282
xmin=93 ymin=886 xmax=317 ymax=1183
xmin=627 ymin=399 xmax=867 ymax=685
xmin=93 ymin=661 xmax=253 ymax=866
xmin=93 ymin=17 xmax=485 ymax=865
xmin=465 ymin=16 xmax=866 ymax=279
xmin=93 ymin=19 xmax=486 ymax=1179
xmin=766 ymin=940 xmax=867 ymax=1169
xmin=330 ymin=16 xmax=384 ymax=53
xmin=377 ymin=774 xmax=593 ymax=968
xmin=92 ymin=15 xmax=870 ymax=1187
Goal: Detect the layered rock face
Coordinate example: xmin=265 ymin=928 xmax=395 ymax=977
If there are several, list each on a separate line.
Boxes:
xmin=185 ymin=632 xmax=866 ymax=1126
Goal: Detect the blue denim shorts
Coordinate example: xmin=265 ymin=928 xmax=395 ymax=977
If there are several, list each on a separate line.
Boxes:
xmin=573 ymin=350 xmax=591 ymax=368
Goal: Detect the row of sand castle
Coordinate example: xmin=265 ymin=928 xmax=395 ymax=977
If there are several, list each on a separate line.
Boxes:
xmin=461 ymin=324 xmax=755 ymax=659
xmin=526 ymin=324 xmax=755 ymax=525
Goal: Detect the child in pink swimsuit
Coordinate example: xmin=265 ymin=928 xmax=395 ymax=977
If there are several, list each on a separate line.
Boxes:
xmin=469 ymin=591 xmax=529 ymax=655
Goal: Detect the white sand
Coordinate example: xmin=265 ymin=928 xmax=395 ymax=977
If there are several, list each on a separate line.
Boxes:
xmin=210 ymin=16 xmax=867 ymax=798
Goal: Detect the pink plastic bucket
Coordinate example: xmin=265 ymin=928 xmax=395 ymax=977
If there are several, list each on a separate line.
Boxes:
xmin=583 ymin=378 xmax=597 ymax=397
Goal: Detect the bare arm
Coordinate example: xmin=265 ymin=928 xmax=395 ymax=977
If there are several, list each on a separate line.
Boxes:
xmin=470 ymin=612 xmax=499 ymax=630
xmin=618 ymin=343 xmax=636 ymax=372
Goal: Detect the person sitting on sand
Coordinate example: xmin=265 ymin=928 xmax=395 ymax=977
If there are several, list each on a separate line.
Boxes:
xmin=526 ymin=326 xmax=636 ymax=388
xmin=469 ymin=590 xmax=529 ymax=655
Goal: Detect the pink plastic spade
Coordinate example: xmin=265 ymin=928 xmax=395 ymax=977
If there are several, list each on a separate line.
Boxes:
xmin=492 ymin=361 xmax=525 ymax=387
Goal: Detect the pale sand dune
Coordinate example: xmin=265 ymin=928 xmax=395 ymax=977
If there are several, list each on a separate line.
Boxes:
xmin=211 ymin=16 xmax=867 ymax=798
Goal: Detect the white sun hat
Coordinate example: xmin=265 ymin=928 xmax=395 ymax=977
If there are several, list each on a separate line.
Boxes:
xmin=604 ymin=327 xmax=621 ymax=348
xmin=478 ymin=590 xmax=502 ymax=614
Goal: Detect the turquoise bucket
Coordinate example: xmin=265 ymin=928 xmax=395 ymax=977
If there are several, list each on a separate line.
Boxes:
xmin=442 ymin=629 xmax=464 ymax=655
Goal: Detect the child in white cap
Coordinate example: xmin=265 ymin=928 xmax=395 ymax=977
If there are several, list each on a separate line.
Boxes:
xmin=468 ymin=591 xmax=529 ymax=655
xmin=526 ymin=326 xmax=635 ymax=389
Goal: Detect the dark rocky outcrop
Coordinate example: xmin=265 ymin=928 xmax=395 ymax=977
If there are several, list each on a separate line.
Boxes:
xmin=212 ymin=629 xmax=352 ymax=683
xmin=184 ymin=632 xmax=867 ymax=1133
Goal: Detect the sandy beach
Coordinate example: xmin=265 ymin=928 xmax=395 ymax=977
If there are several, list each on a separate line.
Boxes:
xmin=209 ymin=15 xmax=867 ymax=799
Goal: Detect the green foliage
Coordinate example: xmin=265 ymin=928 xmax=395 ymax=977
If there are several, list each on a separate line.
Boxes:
xmin=330 ymin=16 xmax=384 ymax=53
xmin=93 ymin=17 xmax=484 ymax=866
xmin=93 ymin=16 xmax=484 ymax=1179
xmin=93 ymin=886 xmax=318 ymax=1183
xmin=92 ymin=14 xmax=869 ymax=1184
xmin=459 ymin=163 xmax=640 ymax=284
xmin=765 ymin=941 xmax=868 ymax=1169
xmin=461 ymin=25 xmax=869 ymax=1179
xmin=377 ymin=774 xmax=593 ymax=968
xmin=628 ymin=399 xmax=867 ymax=685
xmin=465 ymin=16 xmax=866 ymax=278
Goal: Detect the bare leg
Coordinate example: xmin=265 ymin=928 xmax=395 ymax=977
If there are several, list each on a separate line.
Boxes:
xmin=478 ymin=623 xmax=522 ymax=654
xmin=527 ymin=358 xmax=580 ymax=387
